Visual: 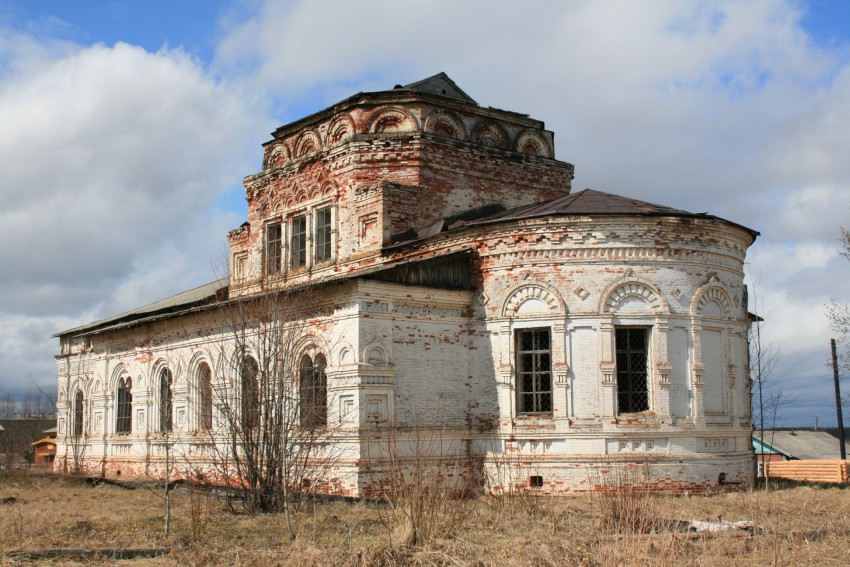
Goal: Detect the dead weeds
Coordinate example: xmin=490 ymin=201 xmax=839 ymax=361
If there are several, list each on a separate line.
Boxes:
xmin=1 ymin=473 xmax=849 ymax=566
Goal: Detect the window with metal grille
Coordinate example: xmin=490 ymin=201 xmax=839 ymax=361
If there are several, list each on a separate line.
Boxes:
xmin=73 ymin=390 xmax=84 ymax=437
xmin=197 ymin=363 xmax=213 ymax=431
xmin=160 ymin=368 xmax=173 ymax=433
xmin=290 ymin=214 xmax=307 ymax=269
xmin=314 ymin=207 xmax=332 ymax=263
xmin=516 ymin=328 xmax=552 ymax=414
xmin=242 ymin=357 xmax=259 ymax=431
xmin=615 ymin=327 xmax=650 ymax=413
xmin=266 ymin=222 xmax=282 ymax=275
xmin=300 ymin=354 xmax=328 ymax=428
xmin=116 ymin=377 xmax=132 ymax=434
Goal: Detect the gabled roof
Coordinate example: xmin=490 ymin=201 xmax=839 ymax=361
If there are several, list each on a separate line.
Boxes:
xmin=55 ymin=279 xmax=228 ymax=338
xmin=754 ymin=430 xmax=850 ymax=460
xmin=403 ymin=72 xmax=477 ymax=104
xmin=462 ymin=188 xmax=759 ymax=238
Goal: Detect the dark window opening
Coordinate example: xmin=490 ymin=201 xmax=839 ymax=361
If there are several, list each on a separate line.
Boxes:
xmin=160 ymin=368 xmax=173 ymax=433
xmin=73 ymin=390 xmax=84 ymax=437
xmin=266 ymin=222 xmax=282 ymax=275
xmin=615 ymin=328 xmax=650 ymax=413
xmin=300 ymin=353 xmax=328 ymax=428
xmin=116 ymin=377 xmax=132 ymax=434
xmin=290 ymin=215 xmax=307 ymax=269
xmin=198 ymin=363 xmax=213 ymax=431
xmin=315 ymin=207 xmax=332 ymax=263
xmin=529 ymin=475 xmax=544 ymax=488
xmin=241 ymin=357 xmax=259 ymax=431
xmin=516 ymin=328 xmax=552 ymax=414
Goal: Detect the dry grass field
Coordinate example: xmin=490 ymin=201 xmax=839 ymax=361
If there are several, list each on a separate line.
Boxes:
xmin=1 ymin=472 xmax=849 ymax=566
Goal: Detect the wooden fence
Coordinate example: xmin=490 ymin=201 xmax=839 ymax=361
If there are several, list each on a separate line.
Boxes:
xmin=764 ymin=460 xmax=849 ymax=483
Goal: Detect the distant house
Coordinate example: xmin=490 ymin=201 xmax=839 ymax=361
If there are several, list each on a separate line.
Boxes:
xmin=0 ymin=418 xmax=58 ymax=466
xmin=753 ymin=430 xmax=850 ymax=477
xmin=32 ymin=427 xmax=57 ymax=469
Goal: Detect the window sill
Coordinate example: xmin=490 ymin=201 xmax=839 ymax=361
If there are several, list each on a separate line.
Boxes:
xmin=514 ymin=414 xmax=556 ymax=428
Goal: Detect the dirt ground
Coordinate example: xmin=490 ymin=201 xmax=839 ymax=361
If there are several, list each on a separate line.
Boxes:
xmin=1 ymin=472 xmax=849 ymax=566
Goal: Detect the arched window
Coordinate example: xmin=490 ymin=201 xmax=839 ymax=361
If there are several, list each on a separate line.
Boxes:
xmin=159 ymin=368 xmax=173 ymax=433
xmin=300 ymin=354 xmax=327 ymax=428
xmin=73 ymin=390 xmax=84 ymax=437
xmin=241 ymin=357 xmax=259 ymax=431
xmin=116 ymin=377 xmax=132 ymax=434
xmin=198 ymin=363 xmax=213 ymax=431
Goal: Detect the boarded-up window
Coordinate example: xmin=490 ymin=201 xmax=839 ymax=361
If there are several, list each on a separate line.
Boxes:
xmin=701 ymin=328 xmax=725 ymax=414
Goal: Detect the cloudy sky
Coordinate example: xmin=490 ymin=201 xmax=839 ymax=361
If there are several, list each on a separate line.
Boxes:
xmin=1 ymin=0 xmax=849 ymax=427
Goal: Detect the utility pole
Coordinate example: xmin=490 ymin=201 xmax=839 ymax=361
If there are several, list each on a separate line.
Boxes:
xmin=830 ymin=339 xmax=846 ymax=460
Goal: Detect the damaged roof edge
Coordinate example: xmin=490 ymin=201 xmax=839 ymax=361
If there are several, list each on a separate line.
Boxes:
xmin=57 ymin=251 xmax=474 ymax=339
xmin=54 ymin=278 xmax=229 ymax=338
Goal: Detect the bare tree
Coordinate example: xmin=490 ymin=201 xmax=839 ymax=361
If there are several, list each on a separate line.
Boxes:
xmin=1 ymin=391 xmax=16 ymax=418
xmin=57 ymin=348 xmax=91 ymax=476
xmin=193 ymin=289 xmax=336 ymax=538
xmin=827 ymin=221 xmax=850 ymax=406
xmin=747 ymin=268 xmax=785 ymax=488
xmin=30 ymin=378 xmax=57 ymax=417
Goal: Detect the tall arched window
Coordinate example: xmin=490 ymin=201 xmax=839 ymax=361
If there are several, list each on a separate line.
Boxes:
xmin=116 ymin=377 xmax=132 ymax=434
xmin=197 ymin=363 xmax=213 ymax=431
xmin=241 ymin=357 xmax=259 ymax=431
xmin=159 ymin=368 xmax=173 ymax=433
xmin=73 ymin=390 xmax=84 ymax=437
xmin=300 ymin=354 xmax=327 ymax=428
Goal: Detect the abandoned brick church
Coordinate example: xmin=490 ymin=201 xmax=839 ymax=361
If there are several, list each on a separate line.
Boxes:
xmin=55 ymin=74 xmax=757 ymax=494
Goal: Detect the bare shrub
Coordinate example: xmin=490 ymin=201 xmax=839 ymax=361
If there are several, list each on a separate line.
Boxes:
xmin=592 ymin=463 xmax=665 ymax=535
xmin=365 ymin=423 xmax=471 ymax=548
xmin=186 ymin=289 xmax=341 ymax=540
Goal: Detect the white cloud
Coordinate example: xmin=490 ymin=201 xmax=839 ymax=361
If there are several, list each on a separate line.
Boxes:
xmin=0 ymin=31 xmax=270 ymax=394
xmin=213 ymin=0 xmax=850 ymax=426
xmin=0 ymin=41 xmax=267 ymax=316
xmin=4 ymin=0 xmax=850 ymax=426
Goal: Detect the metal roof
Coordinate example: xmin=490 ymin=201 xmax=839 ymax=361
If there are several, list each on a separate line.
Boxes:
xmin=754 ymin=430 xmax=850 ymax=460
xmin=462 ymin=188 xmax=759 ymax=238
xmin=55 ymin=279 xmax=228 ymax=338
xmin=403 ymin=72 xmax=477 ymax=104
